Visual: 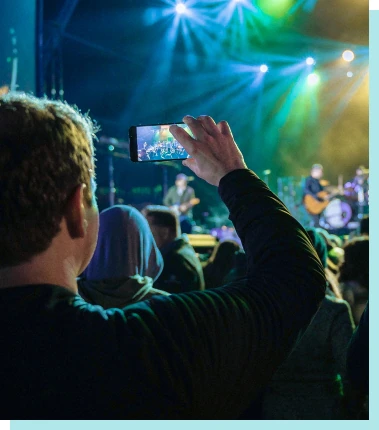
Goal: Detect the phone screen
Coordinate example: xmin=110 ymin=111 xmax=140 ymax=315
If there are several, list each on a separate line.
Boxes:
xmin=129 ymin=123 xmax=192 ymax=162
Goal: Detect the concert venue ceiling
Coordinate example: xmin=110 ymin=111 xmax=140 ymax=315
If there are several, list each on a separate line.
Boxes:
xmin=43 ymin=0 xmax=368 ymax=218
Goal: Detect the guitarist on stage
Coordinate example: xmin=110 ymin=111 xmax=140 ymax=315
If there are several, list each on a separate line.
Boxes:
xmin=303 ymin=164 xmax=327 ymax=227
xmin=163 ymin=173 xmax=199 ymax=233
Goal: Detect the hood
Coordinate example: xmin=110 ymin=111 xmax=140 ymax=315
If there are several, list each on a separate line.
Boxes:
xmin=78 ymin=275 xmax=169 ymax=309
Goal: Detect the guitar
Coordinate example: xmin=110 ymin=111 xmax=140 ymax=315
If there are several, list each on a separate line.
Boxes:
xmin=303 ymin=191 xmax=341 ymax=215
xmin=170 ymin=198 xmax=200 ymax=216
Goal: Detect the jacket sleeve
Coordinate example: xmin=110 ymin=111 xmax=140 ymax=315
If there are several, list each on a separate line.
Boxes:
xmin=163 ymin=187 xmax=174 ymax=206
xmin=114 ymin=169 xmax=326 ymax=418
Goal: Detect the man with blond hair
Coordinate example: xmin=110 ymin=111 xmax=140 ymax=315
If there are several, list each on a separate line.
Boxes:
xmin=1 ymin=94 xmax=325 ymax=418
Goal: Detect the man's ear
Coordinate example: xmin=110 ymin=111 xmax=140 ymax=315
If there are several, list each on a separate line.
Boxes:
xmin=64 ymin=184 xmax=88 ymax=239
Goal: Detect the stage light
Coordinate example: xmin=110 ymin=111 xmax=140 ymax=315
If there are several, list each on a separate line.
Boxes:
xmin=257 ymin=0 xmax=293 ymax=18
xmin=260 ymin=64 xmax=268 ymax=73
xmin=307 ymin=72 xmax=320 ymax=86
xmin=347 ymin=71 xmax=353 ymax=78
xmin=342 ymin=50 xmax=355 ymax=62
xmin=306 ymin=57 xmax=315 ymax=66
xmin=175 ymin=3 xmax=187 ymax=14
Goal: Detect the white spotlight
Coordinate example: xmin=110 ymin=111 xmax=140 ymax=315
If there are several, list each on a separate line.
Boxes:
xmin=260 ymin=64 xmax=268 ymax=73
xmin=307 ymin=72 xmax=320 ymax=86
xmin=175 ymin=3 xmax=187 ymax=14
xmin=342 ymin=50 xmax=355 ymax=62
xmin=347 ymin=71 xmax=353 ymax=78
xmin=306 ymin=57 xmax=315 ymax=66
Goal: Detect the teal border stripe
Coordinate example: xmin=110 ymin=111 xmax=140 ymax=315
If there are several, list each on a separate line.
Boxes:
xmin=368 ymin=8 xmax=378 ymax=426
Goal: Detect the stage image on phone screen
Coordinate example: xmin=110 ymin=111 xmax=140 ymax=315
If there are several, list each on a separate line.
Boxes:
xmin=136 ymin=124 xmax=192 ymax=161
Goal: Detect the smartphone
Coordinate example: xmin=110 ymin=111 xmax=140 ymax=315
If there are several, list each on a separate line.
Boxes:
xmin=129 ymin=122 xmax=192 ymax=162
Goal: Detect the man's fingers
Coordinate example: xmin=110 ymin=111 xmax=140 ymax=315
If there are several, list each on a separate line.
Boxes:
xmin=170 ymin=124 xmax=197 ymax=154
xmin=217 ymin=120 xmax=233 ymax=137
xmin=182 ymin=158 xmax=197 ymax=173
xmin=183 ymin=115 xmax=207 ymax=140
xmin=197 ymin=115 xmax=219 ymax=137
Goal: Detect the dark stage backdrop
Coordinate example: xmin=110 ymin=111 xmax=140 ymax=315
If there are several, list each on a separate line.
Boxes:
xmin=43 ymin=0 xmax=368 ymax=225
xmin=0 ymin=0 xmax=36 ymax=94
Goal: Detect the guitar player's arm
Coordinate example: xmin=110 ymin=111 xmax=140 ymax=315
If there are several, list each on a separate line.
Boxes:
xmin=163 ymin=187 xmax=175 ymax=206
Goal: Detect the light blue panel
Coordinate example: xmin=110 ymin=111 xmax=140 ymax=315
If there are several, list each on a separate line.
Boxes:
xmin=368 ymin=8 xmax=378 ymax=427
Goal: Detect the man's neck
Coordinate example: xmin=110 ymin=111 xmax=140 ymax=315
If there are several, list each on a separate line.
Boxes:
xmin=0 ymin=255 xmax=79 ymax=294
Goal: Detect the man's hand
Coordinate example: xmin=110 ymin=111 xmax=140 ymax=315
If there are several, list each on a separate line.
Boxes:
xmin=170 ymin=115 xmax=247 ymax=186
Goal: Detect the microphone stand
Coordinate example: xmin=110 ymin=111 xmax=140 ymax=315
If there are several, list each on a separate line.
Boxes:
xmin=108 ymin=146 xmax=115 ymax=207
xmin=263 ymin=169 xmax=271 ymax=187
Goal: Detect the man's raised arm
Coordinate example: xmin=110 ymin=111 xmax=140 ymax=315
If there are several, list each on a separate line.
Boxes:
xmin=115 ymin=116 xmax=325 ymax=418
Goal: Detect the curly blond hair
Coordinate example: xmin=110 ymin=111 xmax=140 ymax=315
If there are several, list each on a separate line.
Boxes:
xmin=0 ymin=93 xmax=98 ymax=268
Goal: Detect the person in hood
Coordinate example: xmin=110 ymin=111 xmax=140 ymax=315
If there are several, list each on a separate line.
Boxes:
xmin=78 ymin=205 xmax=169 ymax=308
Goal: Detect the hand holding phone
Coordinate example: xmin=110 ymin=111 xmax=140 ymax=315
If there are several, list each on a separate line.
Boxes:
xmin=169 ymin=115 xmax=247 ymax=186
xmin=129 ymin=123 xmax=192 ymax=162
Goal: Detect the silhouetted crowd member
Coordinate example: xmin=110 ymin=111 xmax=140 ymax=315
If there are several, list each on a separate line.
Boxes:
xmin=0 ymin=95 xmax=325 ymax=419
xmin=261 ymin=228 xmax=355 ymax=420
xmin=339 ymin=237 xmax=369 ymax=325
xmin=307 ymin=228 xmax=342 ymax=298
xmin=78 ymin=205 xmax=169 ymax=308
xmin=142 ymin=205 xmax=205 ymax=293
xmin=223 ymin=249 xmax=247 ymax=284
xmin=202 ymin=240 xmax=241 ymax=289
xmin=347 ymin=302 xmax=369 ymax=397
xmin=360 ymin=216 xmax=369 ymax=237
xmin=316 ymin=227 xmax=345 ymax=276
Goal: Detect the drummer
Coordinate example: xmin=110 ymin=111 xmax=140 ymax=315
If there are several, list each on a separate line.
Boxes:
xmin=344 ymin=165 xmax=369 ymax=208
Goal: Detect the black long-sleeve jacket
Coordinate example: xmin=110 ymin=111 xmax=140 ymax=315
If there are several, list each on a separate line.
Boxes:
xmin=0 ymin=169 xmax=325 ymax=419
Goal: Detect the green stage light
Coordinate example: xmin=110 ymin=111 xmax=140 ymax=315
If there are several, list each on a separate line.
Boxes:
xmin=257 ymin=0 xmax=294 ymax=18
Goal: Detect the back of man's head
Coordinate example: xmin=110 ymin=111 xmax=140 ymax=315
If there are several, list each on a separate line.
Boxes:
xmin=142 ymin=205 xmax=180 ymax=249
xmin=0 ymin=93 xmax=97 ymax=269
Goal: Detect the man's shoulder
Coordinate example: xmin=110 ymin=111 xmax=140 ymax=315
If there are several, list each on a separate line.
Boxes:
xmin=0 ymin=283 xmax=109 ymax=318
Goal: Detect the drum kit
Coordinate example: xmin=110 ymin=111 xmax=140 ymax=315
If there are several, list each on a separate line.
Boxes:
xmin=277 ymin=169 xmax=369 ymax=231
xmin=320 ymin=170 xmax=369 ymax=230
